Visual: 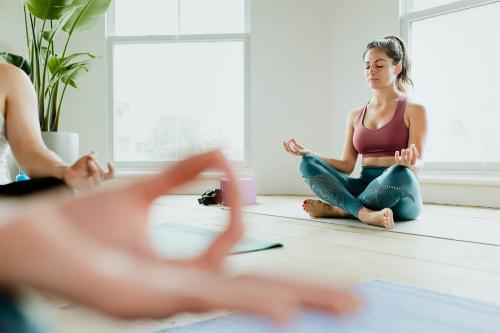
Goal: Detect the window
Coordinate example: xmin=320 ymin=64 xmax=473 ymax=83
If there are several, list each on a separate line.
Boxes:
xmin=107 ymin=0 xmax=249 ymax=167
xmin=401 ymin=0 xmax=500 ymax=172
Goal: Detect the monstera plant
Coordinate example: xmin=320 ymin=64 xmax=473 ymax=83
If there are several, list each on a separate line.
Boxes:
xmin=0 ymin=0 xmax=112 ymax=131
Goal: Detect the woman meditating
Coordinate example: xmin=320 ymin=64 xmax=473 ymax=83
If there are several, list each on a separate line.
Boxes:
xmin=283 ymin=36 xmax=428 ymax=230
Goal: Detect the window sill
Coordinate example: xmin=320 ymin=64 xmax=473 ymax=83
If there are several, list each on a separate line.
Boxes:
xmin=419 ymin=172 xmax=500 ymax=187
xmin=115 ymin=169 xmax=255 ymax=180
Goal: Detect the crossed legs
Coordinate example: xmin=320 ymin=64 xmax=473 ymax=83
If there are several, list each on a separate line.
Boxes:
xmin=299 ymin=155 xmax=422 ymax=229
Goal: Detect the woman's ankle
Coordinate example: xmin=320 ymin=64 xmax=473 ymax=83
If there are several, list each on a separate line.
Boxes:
xmin=357 ymin=207 xmax=372 ymax=221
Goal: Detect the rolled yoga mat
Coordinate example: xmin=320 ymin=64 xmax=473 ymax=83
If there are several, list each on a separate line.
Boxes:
xmin=233 ymin=200 xmax=500 ymax=246
xmin=157 ymin=280 xmax=500 ymax=333
xmin=151 ymin=223 xmax=282 ymax=259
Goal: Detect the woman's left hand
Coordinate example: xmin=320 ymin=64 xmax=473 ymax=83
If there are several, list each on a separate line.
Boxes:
xmin=62 ymin=152 xmax=115 ymax=191
xmin=395 ymin=144 xmax=419 ymax=167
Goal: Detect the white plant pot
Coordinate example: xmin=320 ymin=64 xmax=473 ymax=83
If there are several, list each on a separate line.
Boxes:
xmin=42 ymin=131 xmax=79 ymax=164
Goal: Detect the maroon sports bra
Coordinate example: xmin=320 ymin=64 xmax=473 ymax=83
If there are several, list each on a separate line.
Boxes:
xmin=353 ymin=98 xmax=409 ymax=158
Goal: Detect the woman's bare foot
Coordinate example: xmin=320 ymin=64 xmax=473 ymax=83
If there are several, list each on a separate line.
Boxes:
xmin=302 ymin=199 xmax=350 ymax=218
xmin=357 ymin=207 xmax=394 ymax=230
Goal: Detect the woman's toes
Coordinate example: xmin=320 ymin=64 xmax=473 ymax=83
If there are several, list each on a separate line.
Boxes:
xmin=302 ymin=199 xmax=312 ymax=213
xmin=383 ymin=209 xmax=394 ymax=230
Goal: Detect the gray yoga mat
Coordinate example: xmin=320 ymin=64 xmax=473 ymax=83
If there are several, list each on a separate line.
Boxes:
xmin=151 ymin=223 xmax=283 ymax=259
xmin=235 ymin=201 xmax=500 ymax=246
xmin=157 ymin=279 xmax=500 ymax=333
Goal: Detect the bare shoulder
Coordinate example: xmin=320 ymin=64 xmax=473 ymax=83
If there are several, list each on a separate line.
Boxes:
xmin=403 ymin=100 xmax=427 ymax=131
xmin=0 ymin=63 xmax=23 ymax=76
xmin=0 ymin=63 xmax=32 ymax=94
xmin=347 ymin=105 xmax=365 ymax=127
xmin=0 ymin=63 xmax=27 ymax=84
xmin=405 ymin=99 xmax=427 ymax=117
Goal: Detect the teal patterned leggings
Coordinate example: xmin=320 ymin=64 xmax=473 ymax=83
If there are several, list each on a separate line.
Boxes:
xmin=299 ymin=155 xmax=422 ymax=221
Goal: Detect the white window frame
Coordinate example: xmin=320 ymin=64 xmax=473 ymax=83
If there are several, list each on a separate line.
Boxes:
xmin=400 ymin=0 xmax=500 ymax=177
xmin=105 ymin=0 xmax=252 ymax=172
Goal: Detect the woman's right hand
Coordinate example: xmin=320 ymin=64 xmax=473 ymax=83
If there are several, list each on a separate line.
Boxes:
xmin=283 ymin=138 xmax=311 ymax=156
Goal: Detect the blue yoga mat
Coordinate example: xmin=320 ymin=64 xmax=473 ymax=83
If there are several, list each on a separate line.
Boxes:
xmin=157 ymin=280 xmax=500 ymax=333
xmin=151 ymin=223 xmax=283 ymax=259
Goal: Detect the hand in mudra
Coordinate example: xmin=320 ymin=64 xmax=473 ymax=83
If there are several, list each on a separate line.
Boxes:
xmin=60 ymin=149 xmax=243 ymax=271
xmin=56 ymin=147 xmax=358 ymax=319
xmin=395 ymin=144 xmax=419 ymax=167
xmin=283 ymin=138 xmax=311 ymax=156
xmin=63 ymin=152 xmax=115 ymax=191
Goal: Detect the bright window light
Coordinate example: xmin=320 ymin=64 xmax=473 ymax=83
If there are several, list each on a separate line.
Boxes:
xmin=409 ymin=2 xmax=500 ymax=163
xmin=180 ymin=0 xmax=245 ymax=34
xmin=114 ymin=0 xmax=179 ymax=36
xmin=113 ymin=0 xmax=245 ymax=36
xmin=113 ymin=41 xmax=245 ymax=161
xmin=110 ymin=0 xmax=248 ymax=163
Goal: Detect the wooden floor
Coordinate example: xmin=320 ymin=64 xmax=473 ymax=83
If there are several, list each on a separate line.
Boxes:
xmin=38 ymin=195 xmax=500 ymax=333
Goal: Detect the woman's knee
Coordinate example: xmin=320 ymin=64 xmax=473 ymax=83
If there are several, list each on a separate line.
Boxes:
xmin=393 ymin=199 xmax=422 ymax=221
xmin=382 ymin=164 xmax=416 ymax=185
xmin=298 ymin=155 xmax=322 ymax=177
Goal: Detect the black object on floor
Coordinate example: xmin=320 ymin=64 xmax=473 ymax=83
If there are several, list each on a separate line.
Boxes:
xmin=197 ymin=189 xmax=222 ymax=205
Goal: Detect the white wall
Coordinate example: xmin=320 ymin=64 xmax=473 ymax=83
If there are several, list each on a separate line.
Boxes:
xmin=251 ymin=0 xmax=335 ymax=194
xmin=0 ymin=1 xmax=27 ymax=57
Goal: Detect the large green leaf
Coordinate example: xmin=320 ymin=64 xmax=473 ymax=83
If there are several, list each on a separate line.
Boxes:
xmin=61 ymin=65 xmax=89 ymax=88
xmin=47 ymin=55 xmax=63 ymax=76
xmin=47 ymin=53 xmax=94 ymax=89
xmin=41 ymin=7 xmax=77 ymax=43
xmin=24 ymin=0 xmax=74 ymax=20
xmin=0 ymin=52 xmax=32 ymax=76
xmin=47 ymin=53 xmax=95 ymax=75
xmin=63 ymin=0 xmax=112 ymax=33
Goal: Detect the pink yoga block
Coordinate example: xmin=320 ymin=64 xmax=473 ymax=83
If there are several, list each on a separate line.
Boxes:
xmin=220 ymin=177 xmax=257 ymax=206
